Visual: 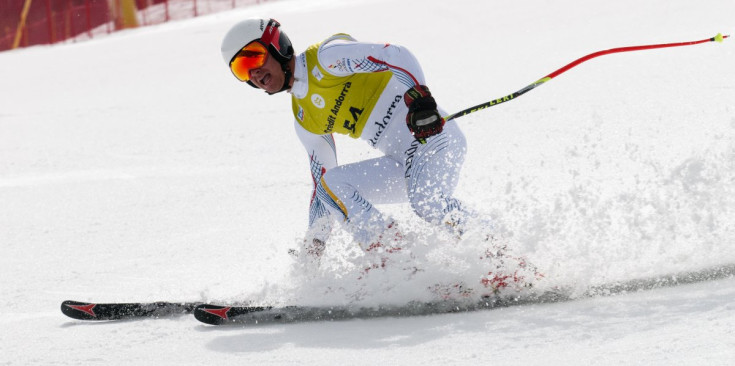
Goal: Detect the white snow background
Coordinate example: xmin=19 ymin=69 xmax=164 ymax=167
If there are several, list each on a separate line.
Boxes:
xmin=1 ymin=0 xmax=734 ymax=364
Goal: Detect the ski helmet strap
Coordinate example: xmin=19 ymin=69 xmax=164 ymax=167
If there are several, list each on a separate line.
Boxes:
xmin=278 ymin=67 xmax=293 ymax=94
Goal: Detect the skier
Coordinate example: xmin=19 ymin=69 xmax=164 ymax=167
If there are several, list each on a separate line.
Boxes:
xmin=220 ymin=18 xmax=538 ymax=294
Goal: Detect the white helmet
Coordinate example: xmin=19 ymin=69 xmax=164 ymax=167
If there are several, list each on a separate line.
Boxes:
xmin=221 ymin=18 xmax=294 ymax=92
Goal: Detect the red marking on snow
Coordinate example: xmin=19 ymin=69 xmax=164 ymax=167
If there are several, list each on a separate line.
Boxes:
xmin=67 ymin=303 xmax=97 ymax=317
xmin=481 ymin=273 xmax=512 ymax=290
xmin=364 ymin=242 xmax=383 ymax=252
xmin=202 ymin=306 xmax=231 ymax=319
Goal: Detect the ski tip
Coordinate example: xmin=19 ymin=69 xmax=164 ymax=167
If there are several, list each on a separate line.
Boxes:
xmin=194 ymin=304 xmax=232 ymax=325
xmin=61 ymin=300 xmax=98 ymax=320
xmin=194 ymin=304 xmax=274 ymax=325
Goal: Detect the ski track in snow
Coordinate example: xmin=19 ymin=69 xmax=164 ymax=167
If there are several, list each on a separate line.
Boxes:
xmin=1 ymin=0 xmax=734 ymax=364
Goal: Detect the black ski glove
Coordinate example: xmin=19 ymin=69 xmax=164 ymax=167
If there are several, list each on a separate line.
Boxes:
xmin=404 ymin=85 xmax=445 ymax=143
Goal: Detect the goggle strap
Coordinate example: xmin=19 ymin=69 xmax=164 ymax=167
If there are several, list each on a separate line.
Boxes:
xmin=261 ymin=19 xmax=281 ymax=52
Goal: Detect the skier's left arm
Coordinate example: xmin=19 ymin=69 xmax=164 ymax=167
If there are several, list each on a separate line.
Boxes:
xmin=317 ymin=37 xmax=427 ymax=86
xmin=293 ymin=120 xmax=337 ymax=250
xmin=318 ymin=37 xmax=445 ymax=141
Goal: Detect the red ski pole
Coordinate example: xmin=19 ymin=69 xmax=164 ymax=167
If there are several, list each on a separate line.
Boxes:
xmin=444 ymin=33 xmax=729 ymax=122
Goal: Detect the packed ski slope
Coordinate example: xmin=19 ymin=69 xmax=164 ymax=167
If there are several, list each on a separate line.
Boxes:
xmin=1 ymin=0 xmax=734 ymax=364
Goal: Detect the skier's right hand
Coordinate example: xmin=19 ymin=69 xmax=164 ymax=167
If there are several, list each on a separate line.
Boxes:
xmin=404 ymin=85 xmax=445 ymax=143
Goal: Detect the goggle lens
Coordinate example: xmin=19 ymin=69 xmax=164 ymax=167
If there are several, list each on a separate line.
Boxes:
xmin=229 ymin=41 xmax=268 ymax=82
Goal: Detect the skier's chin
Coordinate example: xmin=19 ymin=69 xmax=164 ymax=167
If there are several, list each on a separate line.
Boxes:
xmin=264 ymin=85 xmax=280 ymax=93
xmin=262 ymin=79 xmax=282 ymax=93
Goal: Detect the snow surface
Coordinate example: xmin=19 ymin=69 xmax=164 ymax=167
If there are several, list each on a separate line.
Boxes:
xmin=1 ymin=0 xmax=735 ymax=364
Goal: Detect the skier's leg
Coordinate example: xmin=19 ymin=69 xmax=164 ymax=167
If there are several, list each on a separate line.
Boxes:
xmin=316 ymin=155 xmax=407 ymax=246
xmin=403 ymin=120 xmax=473 ymax=232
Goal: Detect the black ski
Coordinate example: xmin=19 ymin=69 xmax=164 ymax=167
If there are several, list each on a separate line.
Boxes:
xmin=63 ymin=264 xmax=735 ymax=324
xmin=61 ymin=300 xmax=201 ymax=321
xmin=192 ymin=297 xmax=535 ymax=326
xmin=194 ymin=304 xmax=275 ymax=325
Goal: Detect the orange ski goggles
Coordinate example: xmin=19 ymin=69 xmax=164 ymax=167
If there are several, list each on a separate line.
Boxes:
xmin=229 ymin=41 xmax=269 ymax=82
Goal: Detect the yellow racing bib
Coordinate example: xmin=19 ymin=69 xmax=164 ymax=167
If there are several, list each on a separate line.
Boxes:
xmin=292 ymin=35 xmax=393 ymax=138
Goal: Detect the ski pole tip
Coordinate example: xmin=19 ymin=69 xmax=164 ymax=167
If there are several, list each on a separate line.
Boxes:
xmin=714 ymin=33 xmax=729 ymax=43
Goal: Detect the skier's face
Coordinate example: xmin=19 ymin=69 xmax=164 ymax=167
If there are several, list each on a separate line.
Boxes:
xmin=248 ymin=54 xmax=285 ymax=94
